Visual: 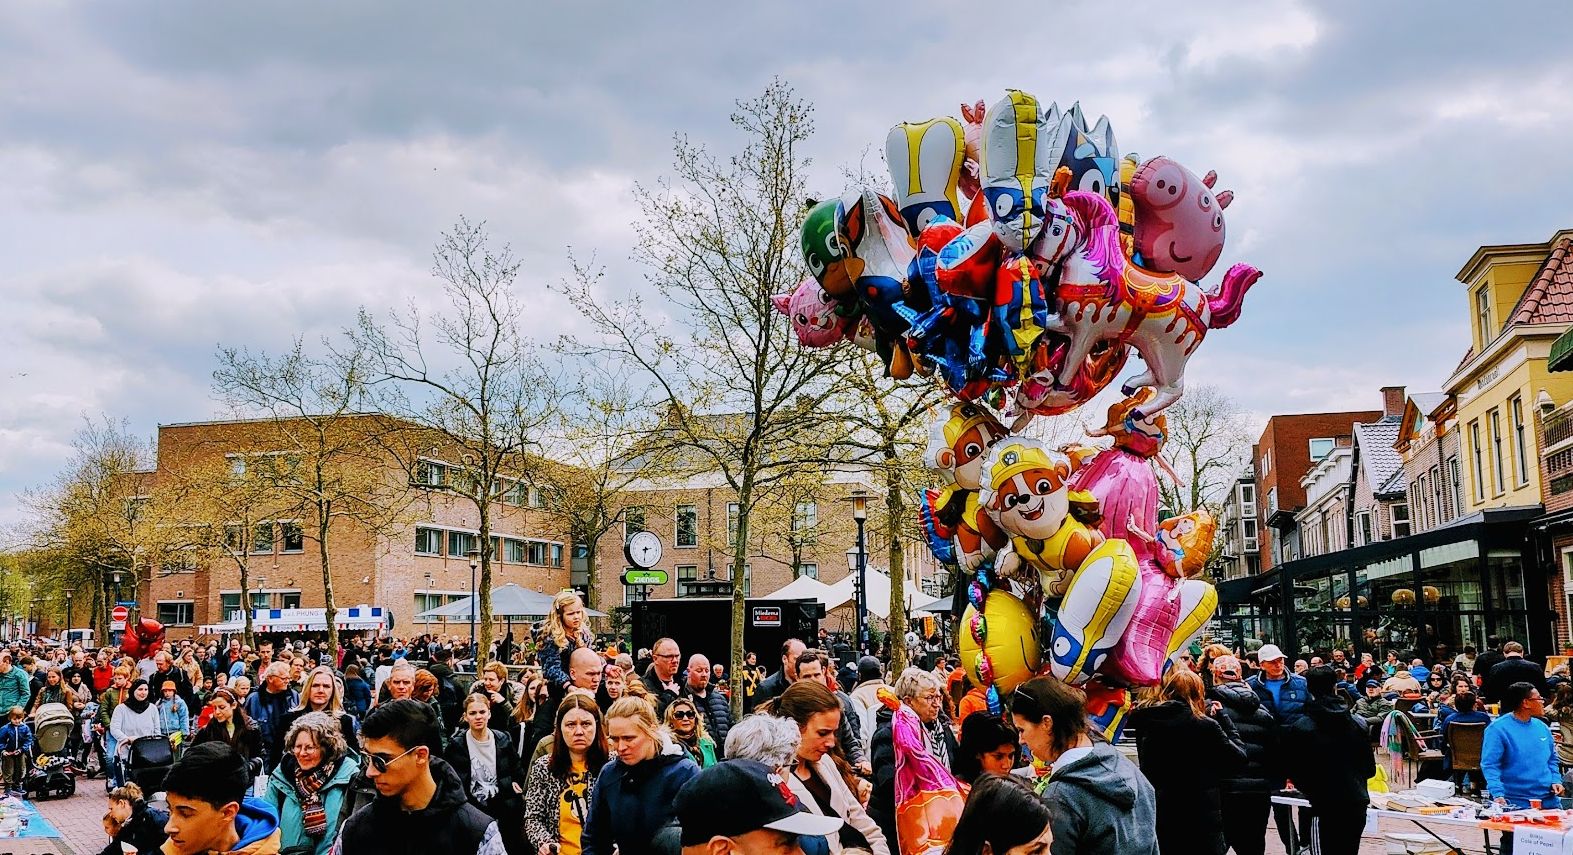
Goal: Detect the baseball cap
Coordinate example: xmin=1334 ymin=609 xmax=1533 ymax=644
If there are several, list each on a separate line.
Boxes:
xmin=1211 ymin=655 xmax=1241 ymax=677
xmin=676 ymin=760 xmax=844 ymax=846
xmin=857 ymin=655 xmax=882 ymax=683
xmin=1257 ymin=644 xmax=1286 ymax=662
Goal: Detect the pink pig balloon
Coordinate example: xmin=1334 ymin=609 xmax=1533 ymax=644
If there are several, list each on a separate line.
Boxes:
xmin=772 ymin=278 xmax=850 ymax=347
xmin=1128 ymin=155 xmax=1234 ymax=282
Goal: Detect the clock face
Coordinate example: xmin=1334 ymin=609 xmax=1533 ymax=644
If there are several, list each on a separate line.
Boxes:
xmin=626 ymin=531 xmax=663 ymax=569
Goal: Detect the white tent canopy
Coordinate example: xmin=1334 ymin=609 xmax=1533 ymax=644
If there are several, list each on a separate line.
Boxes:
xmin=766 ymin=575 xmax=836 ymax=603
xmin=416 ymin=584 xmax=608 ymax=620
xmin=824 ymin=569 xmax=933 ymax=618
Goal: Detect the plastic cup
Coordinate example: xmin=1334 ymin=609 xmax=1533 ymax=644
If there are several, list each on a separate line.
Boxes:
xmin=1532 ymin=799 xmax=1543 ymax=810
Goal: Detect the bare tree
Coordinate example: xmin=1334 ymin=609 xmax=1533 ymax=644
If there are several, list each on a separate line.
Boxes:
xmin=353 ymin=218 xmax=557 ymax=668
xmin=1156 ymin=385 xmax=1253 ymax=513
xmin=171 ymin=453 xmax=286 ymax=648
xmin=210 ymin=339 xmax=411 ymax=664
xmin=563 ymin=81 xmax=851 ymax=718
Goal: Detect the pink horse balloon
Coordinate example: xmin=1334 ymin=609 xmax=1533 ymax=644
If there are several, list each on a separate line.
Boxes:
xmin=1034 ymin=180 xmax=1261 ymax=419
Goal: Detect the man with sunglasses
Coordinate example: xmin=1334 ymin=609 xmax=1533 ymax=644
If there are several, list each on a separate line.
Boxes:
xmin=333 ymin=699 xmax=503 ymax=855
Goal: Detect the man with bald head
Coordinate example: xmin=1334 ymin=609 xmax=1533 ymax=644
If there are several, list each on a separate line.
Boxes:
xmin=567 ymin=646 xmax=604 ymax=694
xmin=683 ymin=653 xmax=732 ymax=752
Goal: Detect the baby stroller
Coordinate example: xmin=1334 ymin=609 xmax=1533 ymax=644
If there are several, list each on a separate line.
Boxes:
xmin=23 ymin=703 xmax=76 ymax=799
xmin=122 ymin=734 xmax=174 ymax=796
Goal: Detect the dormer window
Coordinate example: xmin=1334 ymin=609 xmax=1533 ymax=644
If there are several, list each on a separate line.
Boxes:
xmin=1476 ymin=286 xmax=1493 ymax=342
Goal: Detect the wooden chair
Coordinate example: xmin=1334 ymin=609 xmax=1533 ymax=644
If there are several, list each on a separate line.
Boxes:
xmin=1446 ymin=721 xmax=1487 ymax=794
xmin=1395 ymin=711 xmax=1443 ymax=788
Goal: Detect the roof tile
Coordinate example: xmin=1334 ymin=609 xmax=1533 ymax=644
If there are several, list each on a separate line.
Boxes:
xmin=1509 ymin=237 xmax=1573 ymax=326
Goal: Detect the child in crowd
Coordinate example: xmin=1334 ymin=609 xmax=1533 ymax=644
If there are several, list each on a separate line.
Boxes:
xmin=0 ymin=706 xmax=33 ymax=797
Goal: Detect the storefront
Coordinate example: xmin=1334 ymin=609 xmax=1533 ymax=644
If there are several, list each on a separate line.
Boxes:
xmin=1215 ymin=507 xmax=1557 ymax=661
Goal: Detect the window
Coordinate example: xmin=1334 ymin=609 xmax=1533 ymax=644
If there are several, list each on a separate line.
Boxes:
xmin=622 ymin=569 xmax=639 ymax=607
xmin=155 ymin=601 xmax=194 ymax=627
xmin=220 ymin=593 xmax=242 ymax=620
xmin=625 ymin=507 xmax=646 ymax=541
xmin=1391 ymin=503 xmax=1411 ymax=538
xmin=1563 ymin=551 xmax=1573 ymax=647
xmin=252 ymin=523 xmax=274 ymax=554
xmin=1448 ymin=456 xmax=1463 ymax=519
xmin=414 ymin=459 xmax=446 ymax=488
xmin=280 ymin=521 xmax=304 ymax=553
xmin=224 ymin=525 xmax=244 ymax=553
xmin=527 ymin=541 xmax=548 ymax=565
xmin=800 ymin=563 xmax=819 ymax=580
xmin=1308 ymin=438 xmax=1335 ymax=462
xmin=1470 ymin=420 xmax=1485 ymax=501
xmin=414 ymin=593 xmax=445 ymax=615
xmin=1429 ymin=465 xmax=1444 ymax=528
xmin=676 ymin=505 xmax=699 ymax=548
xmin=281 ymin=592 xmax=301 ymax=609
xmin=1417 ymin=474 xmax=1430 ymax=530
xmin=551 ymin=543 xmax=564 ymax=567
xmin=1490 ymin=409 xmax=1505 ymax=494
xmin=414 ymin=527 xmax=442 ymax=556
xmin=506 ymin=481 xmax=528 ymax=506
xmin=447 ymin=531 xmax=477 ymax=558
xmin=1242 ymin=518 xmax=1258 ymax=551
xmin=1240 ymin=483 xmax=1256 ymax=515
xmin=529 ymin=487 xmax=547 ymax=509
xmin=491 ymin=536 xmax=503 ymax=562
xmin=676 ymin=565 xmax=697 ymax=583
xmin=1356 ymin=511 xmax=1373 ymax=546
xmin=793 ymin=502 xmax=818 ymax=532
xmin=1476 ymin=286 xmax=1493 ymax=342
xmin=227 ymin=455 xmax=247 ymax=477
xmin=1512 ymin=395 xmax=1528 ymax=486
xmin=727 ymin=503 xmax=741 ymax=547
xmin=1260 ymin=449 xmax=1272 ymax=479
xmin=505 ymin=538 xmax=526 ymax=563
xmin=250 ymin=591 xmax=271 ymax=610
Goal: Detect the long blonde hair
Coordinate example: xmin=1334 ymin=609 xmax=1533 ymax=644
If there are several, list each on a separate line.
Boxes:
xmin=296 ymin=666 xmax=344 ymax=715
xmin=546 ymin=590 xmax=585 ymax=650
xmin=605 ymin=695 xmax=665 ymax=745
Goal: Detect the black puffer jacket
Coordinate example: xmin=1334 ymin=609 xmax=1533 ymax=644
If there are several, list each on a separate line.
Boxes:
xmin=1127 ymin=701 xmax=1246 ymax=855
xmin=682 ymin=685 xmax=732 ymax=752
xmin=1207 ymin=680 xmax=1280 ymax=793
xmin=335 ymin=757 xmax=500 ymax=855
xmin=1281 ymin=696 xmax=1375 ymax=810
xmin=866 ymin=705 xmax=897 ymax=848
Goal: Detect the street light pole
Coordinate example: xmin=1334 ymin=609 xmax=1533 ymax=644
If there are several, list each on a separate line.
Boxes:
xmin=845 ymin=489 xmax=869 ymax=656
xmin=466 ymin=547 xmax=480 ymax=662
xmin=424 ymin=572 xmax=434 ymax=635
xmin=64 ymin=590 xmax=73 ymax=632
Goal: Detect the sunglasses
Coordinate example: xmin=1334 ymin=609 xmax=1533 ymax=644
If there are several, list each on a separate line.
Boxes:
xmin=672 ymin=710 xmax=696 ymax=719
xmin=363 ymin=744 xmax=420 ymax=774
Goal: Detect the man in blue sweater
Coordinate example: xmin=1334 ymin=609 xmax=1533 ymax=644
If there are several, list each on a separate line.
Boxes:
xmin=1483 ymin=682 xmax=1564 ymax=855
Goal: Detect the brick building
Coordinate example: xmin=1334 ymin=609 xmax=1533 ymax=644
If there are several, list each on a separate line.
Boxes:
xmin=1394 ymin=391 xmax=1465 ymax=535
xmin=139 ymin=416 xmax=570 ymax=641
xmin=1255 ymin=409 xmax=1380 ymax=570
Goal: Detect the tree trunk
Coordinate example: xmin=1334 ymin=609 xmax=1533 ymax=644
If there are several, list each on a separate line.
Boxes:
xmin=318 ymin=497 xmax=339 ymax=669
xmin=728 ymin=472 xmax=754 ymax=722
xmin=477 ymin=501 xmax=494 ymax=669
xmin=238 ymin=558 xmax=256 ymax=650
xmin=884 ymin=451 xmax=908 ymax=676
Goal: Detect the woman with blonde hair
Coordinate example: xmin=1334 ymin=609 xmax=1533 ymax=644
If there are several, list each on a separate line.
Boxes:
xmin=279 ymin=665 xmax=359 ymax=754
xmin=582 ymin=696 xmax=698 ymax=855
xmin=663 ymin=696 xmax=716 ymax=768
xmin=1128 ymin=667 xmax=1246 ymax=855
xmin=776 ymin=681 xmax=890 ymax=855
xmin=540 ymin=590 xmax=593 ymax=698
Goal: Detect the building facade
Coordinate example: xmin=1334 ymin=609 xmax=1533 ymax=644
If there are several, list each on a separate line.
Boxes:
xmin=140 ymin=417 xmax=571 ymax=640
xmin=1255 ymin=410 xmax=1380 ymax=570
xmin=1395 ymin=392 xmax=1465 ymax=535
xmin=1214 ymin=469 xmax=1259 ymax=581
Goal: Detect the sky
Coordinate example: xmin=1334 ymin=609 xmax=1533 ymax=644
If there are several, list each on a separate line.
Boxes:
xmin=3 ymin=1 xmax=1572 ymax=529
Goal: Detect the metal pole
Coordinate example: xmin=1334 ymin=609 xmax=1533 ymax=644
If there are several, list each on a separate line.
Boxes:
xmin=469 ymin=560 xmax=478 ymax=659
xmin=855 ymin=516 xmax=868 ymax=655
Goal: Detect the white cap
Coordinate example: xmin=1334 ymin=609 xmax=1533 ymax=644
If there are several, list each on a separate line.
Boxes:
xmin=1257 ymin=643 xmax=1286 ymax=662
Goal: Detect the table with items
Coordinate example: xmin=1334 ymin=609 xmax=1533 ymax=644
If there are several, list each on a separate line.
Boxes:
xmin=1273 ymin=788 xmax=1573 ymax=854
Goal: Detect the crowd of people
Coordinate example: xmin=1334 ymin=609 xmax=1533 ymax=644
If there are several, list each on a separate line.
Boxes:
xmin=0 ymin=593 xmax=1566 ymax=855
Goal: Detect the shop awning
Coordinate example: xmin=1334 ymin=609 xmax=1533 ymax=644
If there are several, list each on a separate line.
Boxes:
xmin=199 ymin=605 xmax=388 ymax=635
xmin=1552 ymin=326 xmax=1573 ymax=373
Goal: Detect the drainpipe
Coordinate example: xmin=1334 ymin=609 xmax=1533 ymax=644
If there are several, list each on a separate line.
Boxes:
xmin=1346 ymin=440 xmax=1361 ymax=549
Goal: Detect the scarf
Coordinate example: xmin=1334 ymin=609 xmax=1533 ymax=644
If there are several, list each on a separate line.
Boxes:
xmin=122 ymin=680 xmax=152 ymax=714
xmin=674 ymin=730 xmax=702 ymax=765
xmin=924 ymin=718 xmax=951 ymax=769
xmin=293 ymin=756 xmax=336 ymax=838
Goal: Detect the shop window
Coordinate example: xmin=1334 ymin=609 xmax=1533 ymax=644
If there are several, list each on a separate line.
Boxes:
xmin=1488 ymin=550 xmax=1527 ymax=611
xmin=1420 ymin=541 xmax=1484 ymax=610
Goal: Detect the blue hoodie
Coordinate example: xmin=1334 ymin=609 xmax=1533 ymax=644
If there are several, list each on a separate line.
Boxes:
xmin=583 ymin=738 xmax=700 ymax=855
xmin=225 ymin=797 xmax=283 ymax=854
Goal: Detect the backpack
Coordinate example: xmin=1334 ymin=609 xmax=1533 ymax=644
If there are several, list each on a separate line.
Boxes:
xmin=435 ymin=674 xmax=462 ymax=728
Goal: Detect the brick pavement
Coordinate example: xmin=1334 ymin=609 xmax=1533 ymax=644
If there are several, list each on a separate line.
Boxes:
xmin=30 ymin=783 xmax=108 ymax=855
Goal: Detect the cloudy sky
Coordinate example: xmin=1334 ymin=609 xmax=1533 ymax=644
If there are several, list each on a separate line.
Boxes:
xmin=4 ymin=1 xmax=1572 ymax=528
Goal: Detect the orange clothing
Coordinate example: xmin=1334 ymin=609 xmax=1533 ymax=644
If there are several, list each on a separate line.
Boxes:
xmin=956 ymin=686 xmax=988 ymax=725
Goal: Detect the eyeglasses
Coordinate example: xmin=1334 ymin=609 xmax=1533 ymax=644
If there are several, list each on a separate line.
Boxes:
xmin=363 ymin=745 xmax=420 ymax=774
xmin=672 ymin=710 xmax=696 ymax=719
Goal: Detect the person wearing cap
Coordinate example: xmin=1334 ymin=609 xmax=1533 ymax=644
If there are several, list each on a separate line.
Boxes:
xmin=1245 ymin=644 xmax=1308 ymax=726
xmin=675 ymin=759 xmax=844 ymax=855
xmin=157 ymin=678 xmax=192 ymax=740
xmin=1352 ymin=680 xmax=1394 ymax=736
xmin=1206 ymin=655 xmax=1278 ymax=855
xmin=1280 ymin=667 xmax=1375 ymax=855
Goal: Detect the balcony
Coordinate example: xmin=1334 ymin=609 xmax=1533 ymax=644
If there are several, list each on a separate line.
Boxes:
xmin=1546 ymin=404 xmax=1573 ymax=451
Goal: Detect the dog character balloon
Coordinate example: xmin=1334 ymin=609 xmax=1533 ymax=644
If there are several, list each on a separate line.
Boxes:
xmin=1128 ymin=155 xmax=1234 ymax=282
xmin=1043 ymin=102 xmax=1120 ymax=209
xmin=977 ymin=437 xmax=1104 ymax=599
xmin=920 ymin=403 xmax=1008 ymax=571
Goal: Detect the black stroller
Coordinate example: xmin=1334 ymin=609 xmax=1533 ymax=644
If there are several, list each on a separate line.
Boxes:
xmin=23 ymin=703 xmax=76 ymax=799
xmin=121 ymin=734 xmax=174 ymax=796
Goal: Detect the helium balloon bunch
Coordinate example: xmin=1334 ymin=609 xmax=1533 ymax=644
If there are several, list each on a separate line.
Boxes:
xmin=779 ymin=89 xmax=1266 ymax=738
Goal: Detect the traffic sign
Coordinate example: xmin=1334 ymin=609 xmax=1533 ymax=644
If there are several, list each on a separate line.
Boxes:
xmin=111 ymin=605 xmax=129 ymax=622
xmin=621 ymin=569 xmax=668 ymax=586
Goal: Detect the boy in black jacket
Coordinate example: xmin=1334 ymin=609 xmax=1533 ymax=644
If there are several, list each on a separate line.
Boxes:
xmin=1282 ymin=666 xmax=1376 ymax=855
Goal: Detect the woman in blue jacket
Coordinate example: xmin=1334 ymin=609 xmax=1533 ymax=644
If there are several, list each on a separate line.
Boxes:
xmin=583 ymin=696 xmax=699 ymax=855
xmin=265 ymin=711 xmax=361 ymax=855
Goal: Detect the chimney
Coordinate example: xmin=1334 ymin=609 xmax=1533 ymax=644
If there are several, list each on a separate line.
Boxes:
xmin=1380 ymin=386 xmax=1406 ymax=419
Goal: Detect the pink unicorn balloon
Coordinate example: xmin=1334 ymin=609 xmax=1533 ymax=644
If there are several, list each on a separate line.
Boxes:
xmin=1034 ymin=186 xmax=1261 ymax=419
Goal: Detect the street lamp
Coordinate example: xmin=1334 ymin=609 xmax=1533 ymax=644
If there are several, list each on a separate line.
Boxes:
xmin=844 ymin=488 xmax=868 ymax=655
xmin=466 ymin=546 xmax=481 ymax=660
xmin=423 ymin=572 xmax=435 ymax=634
xmin=64 ymin=590 xmax=74 ymax=631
